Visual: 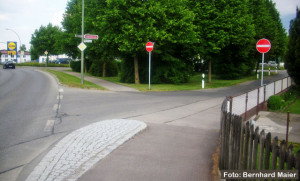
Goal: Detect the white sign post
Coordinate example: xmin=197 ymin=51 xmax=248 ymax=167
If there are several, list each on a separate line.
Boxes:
xmin=146 ymin=42 xmax=154 ymax=90
xmin=202 ymin=73 xmax=205 ymax=89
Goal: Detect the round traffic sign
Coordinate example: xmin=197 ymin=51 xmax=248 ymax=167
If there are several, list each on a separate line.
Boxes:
xmin=146 ymin=42 xmax=153 ymax=52
xmin=256 ymin=38 xmax=271 ymax=53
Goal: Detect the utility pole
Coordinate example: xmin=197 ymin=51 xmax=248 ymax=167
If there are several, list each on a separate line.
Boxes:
xmin=81 ymin=0 xmax=85 ymax=84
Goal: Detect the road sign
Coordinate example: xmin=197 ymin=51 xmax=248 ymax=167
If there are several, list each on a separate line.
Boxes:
xmin=44 ymin=51 xmax=48 ymax=55
xmin=78 ymin=42 xmax=87 ymax=51
xmin=84 ymin=39 xmax=93 ymax=43
xmin=75 ymin=34 xmax=83 ymax=38
xmin=256 ymin=38 xmax=271 ymax=53
xmin=84 ymin=34 xmax=98 ymax=40
xmin=256 ymin=38 xmax=271 ymax=86
xmin=146 ymin=42 xmax=154 ymax=52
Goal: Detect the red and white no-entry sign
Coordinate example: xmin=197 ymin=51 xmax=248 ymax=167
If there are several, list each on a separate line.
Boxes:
xmin=256 ymin=38 xmax=271 ymax=53
xmin=146 ymin=42 xmax=154 ymax=52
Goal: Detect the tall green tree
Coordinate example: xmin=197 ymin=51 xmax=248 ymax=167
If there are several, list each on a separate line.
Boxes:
xmin=191 ymin=0 xmax=255 ymax=80
xmin=285 ymin=8 xmax=300 ymax=85
xmin=248 ymin=0 xmax=287 ymax=73
xmin=95 ymin=0 xmax=197 ymax=84
xmin=30 ymin=23 xmax=63 ymax=59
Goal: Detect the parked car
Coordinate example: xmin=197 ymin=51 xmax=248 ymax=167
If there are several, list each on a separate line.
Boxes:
xmin=55 ymin=58 xmax=70 ymax=64
xmin=3 ymin=61 xmax=15 ymax=69
xmin=267 ymin=61 xmax=278 ymax=67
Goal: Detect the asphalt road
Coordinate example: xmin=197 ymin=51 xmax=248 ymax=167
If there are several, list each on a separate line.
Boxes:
xmin=0 ymin=68 xmax=60 ymax=180
xmin=0 ymin=67 xmax=288 ymax=181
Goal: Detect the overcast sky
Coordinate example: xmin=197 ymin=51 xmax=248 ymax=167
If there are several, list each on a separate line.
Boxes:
xmin=0 ymin=0 xmax=299 ymax=51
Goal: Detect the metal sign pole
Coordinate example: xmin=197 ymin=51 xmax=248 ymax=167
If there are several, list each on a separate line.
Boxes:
xmin=81 ymin=0 xmax=85 ymax=84
xmin=149 ymin=51 xmax=151 ymax=90
xmin=261 ymin=53 xmax=264 ymax=86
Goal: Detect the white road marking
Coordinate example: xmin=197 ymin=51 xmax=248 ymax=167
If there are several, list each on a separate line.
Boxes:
xmin=44 ymin=120 xmax=55 ymax=132
xmin=57 ymin=95 xmax=63 ymax=100
xmin=53 ymin=104 xmax=60 ymax=111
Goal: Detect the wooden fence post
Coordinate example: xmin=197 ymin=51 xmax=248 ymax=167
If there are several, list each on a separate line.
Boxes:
xmin=228 ymin=114 xmax=234 ymax=169
xmin=245 ymin=93 xmax=248 ymax=121
xmin=279 ymin=140 xmax=286 ymax=169
xmin=220 ymin=111 xmax=225 ymax=170
xmin=238 ymin=121 xmax=245 ymax=169
xmin=244 ymin=122 xmax=250 ymax=169
xmin=248 ymin=124 xmax=254 ymax=169
xmin=253 ymin=127 xmax=259 ymax=170
xmin=286 ymin=144 xmax=294 ymax=169
xmin=264 ymin=133 xmax=272 ymax=170
xmin=271 ymin=137 xmax=279 ymax=170
xmin=259 ymin=130 xmax=265 ymax=170
xmin=296 ymin=151 xmax=300 ymax=181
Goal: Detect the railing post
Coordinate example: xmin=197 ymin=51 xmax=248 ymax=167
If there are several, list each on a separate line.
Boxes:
xmin=230 ymin=96 xmax=233 ymax=114
xmin=245 ymin=93 xmax=248 ymax=121
xmin=264 ymin=84 xmax=266 ymax=102
xmin=257 ymin=88 xmax=259 ymax=116
xmin=286 ymin=111 xmax=290 ymax=150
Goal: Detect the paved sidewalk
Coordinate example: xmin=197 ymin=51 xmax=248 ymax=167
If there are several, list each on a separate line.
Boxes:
xmin=78 ymin=123 xmax=218 ymax=181
xmin=25 ymin=119 xmax=146 ymax=181
xmin=254 ymin=111 xmax=300 ymax=142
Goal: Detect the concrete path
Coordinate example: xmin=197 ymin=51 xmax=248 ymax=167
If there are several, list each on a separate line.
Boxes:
xmin=49 ymin=67 xmax=138 ymax=92
xmin=254 ymin=111 xmax=300 ymax=142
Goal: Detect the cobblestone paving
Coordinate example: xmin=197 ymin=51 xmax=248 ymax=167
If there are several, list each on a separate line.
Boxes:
xmin=25 ymin=119 xmax=147 ymax=181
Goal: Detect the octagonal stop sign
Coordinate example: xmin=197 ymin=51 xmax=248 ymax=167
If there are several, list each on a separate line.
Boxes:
xmin=256 ymin=39 xmax=271 ymax=53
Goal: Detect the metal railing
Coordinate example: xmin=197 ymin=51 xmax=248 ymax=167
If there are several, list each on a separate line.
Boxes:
xmin=223 ymin=76 xmax=292 ymax=121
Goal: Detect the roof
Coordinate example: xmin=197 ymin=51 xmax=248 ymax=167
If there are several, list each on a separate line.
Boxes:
xmin=0 ymin=50 xmax=31 ymax=55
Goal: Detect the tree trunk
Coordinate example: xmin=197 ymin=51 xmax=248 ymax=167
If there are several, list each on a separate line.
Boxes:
xmin=208 ymin=59 xmax=212 ymax=83
xmin=134 ymin=56 xmax=140 ymax=84
xmin=102 ymin=61 xmax=107 ymax=77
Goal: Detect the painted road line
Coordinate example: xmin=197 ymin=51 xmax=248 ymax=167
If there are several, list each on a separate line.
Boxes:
xmin=53 ymin=104 xmax=60 ymax=111
xmin=57 ymin=95 xmax=63 ymax=100
xmin=26 ymin=119 xmax=147 ymax=181
xmin=44 ymin=120 xmax=55 ymax=132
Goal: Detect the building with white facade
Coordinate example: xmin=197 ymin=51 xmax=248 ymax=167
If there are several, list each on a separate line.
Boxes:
xmin=39 ymin=54 xmax=69 ymax=63
xmin=0 ymin=50 xmax=31 ymax=63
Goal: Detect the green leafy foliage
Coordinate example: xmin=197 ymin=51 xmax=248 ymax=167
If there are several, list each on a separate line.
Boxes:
xmin=285 ymin=8 xmax=300 ymax=85
xmin=268 ymin=86 xmax=299 ymax=111
xmin=268 ymin=95 xmax=283 ymax=110
xmin=89 ymin=59 xmax=119 ymax=77
xmin=30 ymin=23 xmax=64 ymax=60
xmin=60 ymin=0 xmax=287 ymax=83
xmin=70 ymin=61 xmax=81 ymax=72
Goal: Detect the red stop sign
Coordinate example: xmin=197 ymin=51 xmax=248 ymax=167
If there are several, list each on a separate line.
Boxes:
xmin=256 ymin=39 xmax=271 ymax=53
xmin=146 ymin=42 xmax=154 ymax=52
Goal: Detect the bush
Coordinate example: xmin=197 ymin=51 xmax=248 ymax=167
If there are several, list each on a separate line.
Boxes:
xmin=89 ymin=58 xmax=119 ymax=77
xmin=70 ymin=61 xmax=81 ymax=72
xmin=268 ymin=95 xmax=283 ymax=110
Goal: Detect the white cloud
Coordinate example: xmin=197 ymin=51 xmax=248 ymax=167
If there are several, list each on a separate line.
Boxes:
xmin=273 ymin=0 xmax=299 ymax=16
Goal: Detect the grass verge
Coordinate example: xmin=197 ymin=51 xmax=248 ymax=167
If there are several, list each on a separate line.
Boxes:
xmin=43 ymin=69 xmax=106 ymax=90
xmin=101 ymin=73 xmax=258 ymax=92
xmin=286 ymin=97 xmax=300 ymax=114
xmin=17 ymin=62 xmax=70 ymax=67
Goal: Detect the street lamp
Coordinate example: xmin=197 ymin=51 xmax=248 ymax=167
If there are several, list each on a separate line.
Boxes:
xmin=6 ymin=28 xmax=23 ymax=63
